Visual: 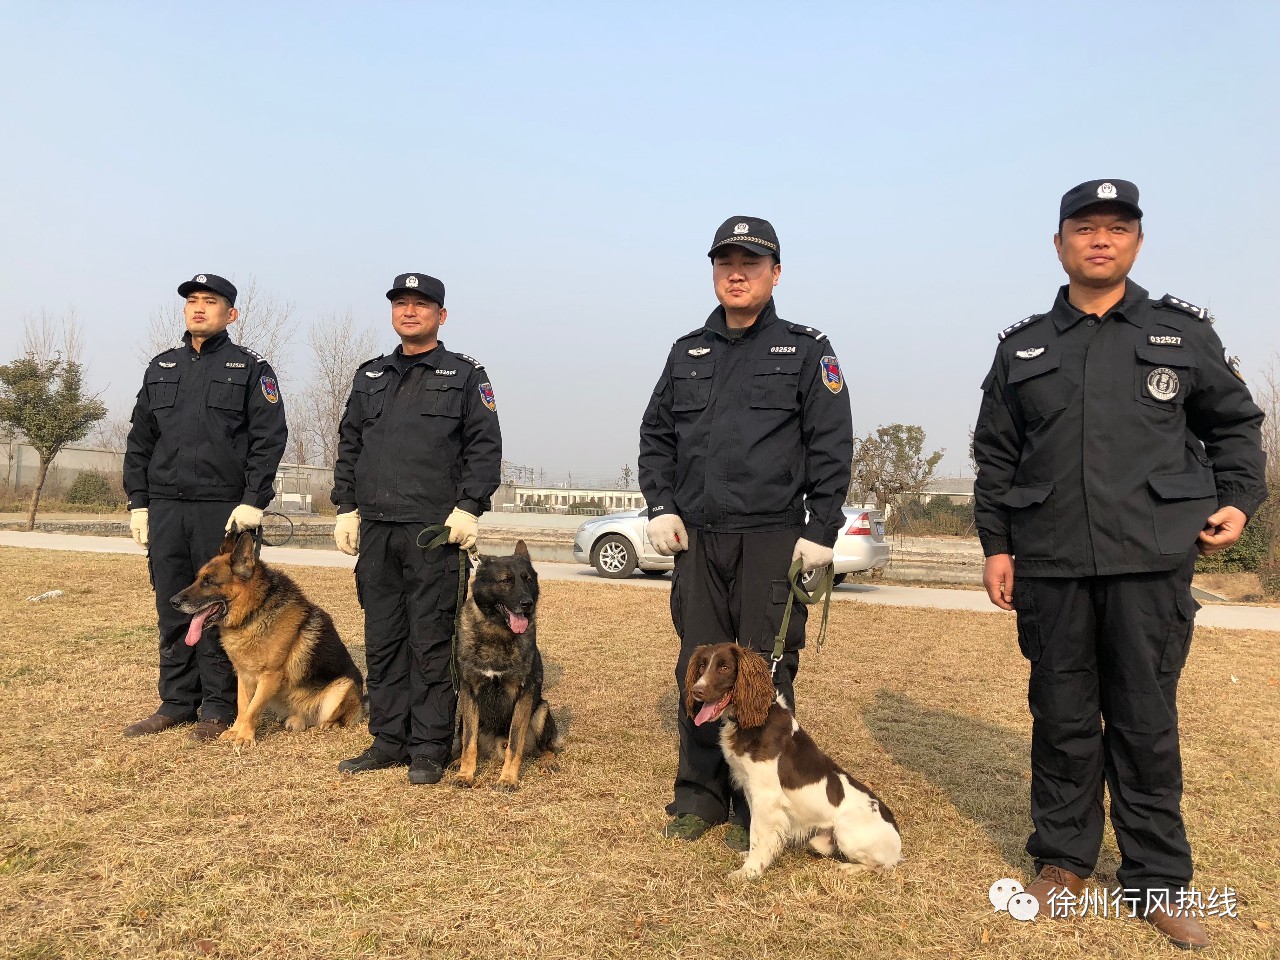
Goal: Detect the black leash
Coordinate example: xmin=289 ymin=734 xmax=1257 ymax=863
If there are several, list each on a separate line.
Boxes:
xmin=249 ymin=511 xmax=295 ymax=559
xmin=416 ymin=524 xmax=478 ymax=693
xmin=770 ymin=558 xmax=835 ymax=678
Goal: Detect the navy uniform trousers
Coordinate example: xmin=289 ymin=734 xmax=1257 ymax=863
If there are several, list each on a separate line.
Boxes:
xmin=149 ymin=498 xmax=238 ymax=724
xmin=356 ymin=520 xmax=468 ymax=765
xmin=1015 ymin=550 xmax=1199 ymax=898
xmin=669 ymin=526 xmax=805 ymax=827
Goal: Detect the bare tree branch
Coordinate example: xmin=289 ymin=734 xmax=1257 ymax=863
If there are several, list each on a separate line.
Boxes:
xmin=301 ymin=310 xmax=378 ymax=469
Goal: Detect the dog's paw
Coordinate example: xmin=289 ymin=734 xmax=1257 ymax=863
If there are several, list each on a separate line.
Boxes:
xmin=493 ymin=776 xmax=520 ymax=792
xmin=452 ymin=773 xmax=476 ymax=789
xmin=284 ymin=716 xmax=308 ymax=733
xmin=730 ymin=864 xmax=763 ymax=881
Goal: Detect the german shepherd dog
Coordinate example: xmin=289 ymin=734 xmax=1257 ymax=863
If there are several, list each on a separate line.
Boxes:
xmin=455 ymin=540 xmax=561 ymax=789
xmin=171 ymin=526 xmax=364 ymax=747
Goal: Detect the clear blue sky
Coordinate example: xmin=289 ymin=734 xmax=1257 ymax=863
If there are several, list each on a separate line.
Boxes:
xmin=2 ymin=2 xmax=1277 ymax=483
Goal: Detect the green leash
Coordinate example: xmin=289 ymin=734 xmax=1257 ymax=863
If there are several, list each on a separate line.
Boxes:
xmin=771 ymin=558 xmax=835 ymax=677
xmin=416 ymin=524 xmax=478 ymax=693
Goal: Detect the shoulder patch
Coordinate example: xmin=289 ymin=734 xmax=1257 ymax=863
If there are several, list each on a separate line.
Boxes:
xmin=235 ymin=345 xmax=265 ymax=362
xmin=453 ymin=352 xmax=484 ymax=369
xmin=1157 ymin=294 xmax=1212 ymax=322
xmin=999 ymin=314 xmax=1045 ymax=341
xmin=785 ymin=321 xmax=827 ymax=343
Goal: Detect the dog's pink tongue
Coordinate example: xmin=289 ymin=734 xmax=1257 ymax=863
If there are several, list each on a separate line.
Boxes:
xmin=507 ymin=610 xmax=530 ymax=635
xmin=184 ymin=607 xmax=214 ymax=646
xmin=694 ymin=692 xmax=731 ymax=727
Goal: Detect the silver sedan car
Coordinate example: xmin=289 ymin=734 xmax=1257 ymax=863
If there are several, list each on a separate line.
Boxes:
xmin=572 ymin=506 xmax=890 ymax=583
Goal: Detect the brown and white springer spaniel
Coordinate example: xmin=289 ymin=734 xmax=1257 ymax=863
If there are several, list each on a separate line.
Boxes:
xmin=686 ymin=642 xmax=902 ymax=879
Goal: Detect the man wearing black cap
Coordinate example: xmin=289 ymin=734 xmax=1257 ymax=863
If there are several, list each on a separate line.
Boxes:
xmin=331 ymin=273 xmax=501 ymax=785
xmin=123 ymin=273 xmax=288 ymax=742
xmin=639 ymin=218 xmax=853 ymax=849
xmin=973 ymin=181 xmax=1267 ymax=949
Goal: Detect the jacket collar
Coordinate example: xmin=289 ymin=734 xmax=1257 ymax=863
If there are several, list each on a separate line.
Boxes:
xmin=1051 ymin=279 xmax=1149 ymax=332
xmin=379 ymin=342 xmax=444 ymax=371
xmin=183 ymin=330 xmax=231 ymax=355
xmin=704 ymin=298 xmax=780 ymax=340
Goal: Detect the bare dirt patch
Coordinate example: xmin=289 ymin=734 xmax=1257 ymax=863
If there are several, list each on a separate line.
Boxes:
xmin=1 ymin=548 xmax=1277 ymax=959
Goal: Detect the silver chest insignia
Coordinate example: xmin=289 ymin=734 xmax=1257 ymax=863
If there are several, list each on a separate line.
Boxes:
xmin=687 ymin=347 xmax=711 ymax=357
xmin=1015 ymin=347 xmax=1046 ymax=360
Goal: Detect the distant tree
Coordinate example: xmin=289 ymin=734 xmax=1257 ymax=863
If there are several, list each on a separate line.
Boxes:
xmin=617 ymin=464 xmax=634 ymax=489
xmin=967 ymin=425 xmax=978 ymax=479
xmin=299 ymin=309 xmax=377 ymax=468
xmin=0 ymin=351 xmax=106 ymax=529
xmin=848 ymin=423 xmax=944 ymax=514
xmin=88 ymin=417 xmax=132 ymax=453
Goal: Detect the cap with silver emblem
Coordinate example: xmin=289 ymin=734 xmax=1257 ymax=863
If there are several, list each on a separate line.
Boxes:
xmin=177 ymin=273 xmax=238 ymax=306
xmin=707 ymin=216 xmax=781 ymax=261
xmin=1059 ymin=179 xmax=1143 ymax=223
xmin=386 ymin=272 xmax=445 ymax=306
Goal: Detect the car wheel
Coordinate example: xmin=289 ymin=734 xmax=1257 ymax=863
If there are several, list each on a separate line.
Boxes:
xmin=833 ymin=573 xmax=847 ymax=586
xmin=640 ymin=568 xmax=669 ymax=578
xmin=800 ymin=568 xmax=845 ymax=591
xmin=592 ymin=534 xmax=637 ymax=578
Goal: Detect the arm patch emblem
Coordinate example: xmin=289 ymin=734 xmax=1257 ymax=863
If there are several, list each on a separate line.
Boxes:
xmin=821 ymin=356 xmax=843 ymax=394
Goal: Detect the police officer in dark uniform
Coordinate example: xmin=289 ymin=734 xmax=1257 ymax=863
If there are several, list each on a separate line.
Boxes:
xmin=332 ymin=272 xmax=502 ymax=785
xmin=973 ymin=181 xmax=1267 ymax=950
xmin=639 ymin=217 xmax=854 ymax=849
xmin=123 ymin=273 xmax=288 ymax=742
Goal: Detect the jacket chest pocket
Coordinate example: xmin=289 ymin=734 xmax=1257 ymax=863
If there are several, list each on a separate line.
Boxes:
xmin=671 ymin=361 xmax=715 ymax=412
xmin=208 ymin=367 xmax=251 ymax=412
xmin=145 ymin=368 xmax=182 ymax=410
xmin=355 ymin=378 xmax=389 ymax=421
xmin=421 ymin=378 xmax=464 ymax=418
xmin=1135 ymin=345 xmax=1196 ymax=409
xmin=749 ymin=357 xmax=803 ymax=409
xmin=1007 ymin=354 xmax=1066 ymax=422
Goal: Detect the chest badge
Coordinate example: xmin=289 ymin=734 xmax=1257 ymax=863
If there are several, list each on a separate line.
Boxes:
xmin=687 ymin=347 xmax=711 ymax=357
xmin=1148 ymin=335 xmax=1182 ymax=346
xmin=365 ymin=370 xmax=384 ymax=378
xmin=1146 ymin=367 xmax=1180 ymax=402
xmin=260 ymin=375 xmax=280 ymax=404
xmin=225 ymin=361 xmax=247 ymax=368
xmin=479 ymin=381 xmax=497 ymax=412
xmin=820 ymin=355 xmax=843 ymax=395
xmin=1015 ymin=347 xmax=1046 ymax=360
xmin=158 ymin=361 xmax=177 ymax=368
xmin=770 ymin=345 xmax=796 ymax=354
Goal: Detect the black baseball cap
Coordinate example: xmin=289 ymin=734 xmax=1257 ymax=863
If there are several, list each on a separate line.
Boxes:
xmin=707 ymin=216 xmax=781 ymax=261
xmin=177 ymin=273 xmax=237 ymax=306
xmin=1059 ymin=179 xmax=1143 ymax=223
xmin=386 ymin=272 xmax=445 ymax=306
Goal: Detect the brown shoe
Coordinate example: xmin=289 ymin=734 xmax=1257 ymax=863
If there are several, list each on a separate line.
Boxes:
xmin=123 ymin=712 xmax=190 ymax=737
xmin=1025 ymin=865 xmax=1086 ymax=919
xmin=188 ymin=719 xmax=231 ymax=743
xmin=1144 ymin=905 xmax=1210 ymax=951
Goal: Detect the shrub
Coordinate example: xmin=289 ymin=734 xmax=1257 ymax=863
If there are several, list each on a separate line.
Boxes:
xmin=64 ymin=470 xmax=119 ymax=507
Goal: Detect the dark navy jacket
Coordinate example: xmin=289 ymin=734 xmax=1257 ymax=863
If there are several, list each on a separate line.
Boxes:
xmin=973 ymin=281 xmax=1267 ymax=577
xmin=331 ymin=342 xmax=502 ymax=523
xmin=639 ymin=299 xmax=854 ymax=547
xmin=125 ymin=331 xmax=287 ymax=509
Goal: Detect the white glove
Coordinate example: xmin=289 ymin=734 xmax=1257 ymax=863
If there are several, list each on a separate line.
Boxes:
xmin=445 ymin=507 xmax=479 ymax=551
xmin=792 ymin=537 xmax=834 ymax=574
xmin=647 ymin=514 xmax=689 ymax=556
xmin=225 ymin=504 xmax=264 ymax=532
xmin=130 ymin=508 xmax=149 ymax=549
xmin=334 ymin=510 xmax=361 ymax=556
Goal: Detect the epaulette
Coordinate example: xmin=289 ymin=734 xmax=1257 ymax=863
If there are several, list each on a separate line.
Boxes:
xmin=237 ymin=345 xmax=265 ymax=362
xmin=150 ymin=343 xmax=183 ymax=362
xmin=356 ymin=355 xmax=383 ymax=369
xmin=674 ymin=326 xmax=706 ymax=342
xmin=998 ymin=314 xmax=1045 ymax=341
xmin=1156 ymin=294 xmax=1213 ymax=323
xmin=785 ymin=321 xmax=828 ymax=343
xmin=453 ymin=352 xmax=484 ymax=368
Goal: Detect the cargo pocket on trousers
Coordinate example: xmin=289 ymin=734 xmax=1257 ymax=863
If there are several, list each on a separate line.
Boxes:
xmin=1160 ymin=588 xmax=1200 ymax=672
xmin=1012 ymin=588 xmax=1042 ymax=662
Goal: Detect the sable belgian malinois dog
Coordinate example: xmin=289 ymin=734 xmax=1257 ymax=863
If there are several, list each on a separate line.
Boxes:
xmin=455 ymin=540 xmax=561 ymax=788
xmin=171 ymin=526 xmax=364 ymax=747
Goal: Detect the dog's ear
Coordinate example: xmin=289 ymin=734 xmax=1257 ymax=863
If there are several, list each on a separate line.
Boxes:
xmin=219 ymin=525 xmax=239 ymax=556
xmin=683 ymin=645 xmax=710 ymax=718
xmin=730 ymin=647 xmax=775 ymax=729
xmin=230 ymin=529 xmax=257 ymax=580
xmin=514 ymin=539 xmax=529 ymax=559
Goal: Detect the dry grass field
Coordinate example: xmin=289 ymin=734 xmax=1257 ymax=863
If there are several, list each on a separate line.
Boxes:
xmin=1 ymin=547 xmax=1277 ymax=960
